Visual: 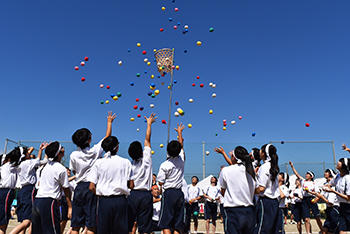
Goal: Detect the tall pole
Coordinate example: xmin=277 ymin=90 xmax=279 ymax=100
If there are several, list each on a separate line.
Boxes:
xmin=202 ymin=141 xmax=206 ymax=179
xmin=331 ymin=141 xmax=336 ymax=169
xmin=4 ymin=139 xmax=8 ymax=154
xmin=167 ymin=48 xmax=175 ymax=144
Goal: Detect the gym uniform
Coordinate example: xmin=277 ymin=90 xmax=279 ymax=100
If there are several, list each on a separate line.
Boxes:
xmin=321 ymin=182 xmax=340 ymax=233
xmin=184 ymin=183 xmax=202 ymax=232
xmin=203 ymin=184 xmax=220 ymax=221
xmin=128 ymin=146 xmax=153 ymax=233
xmin=331 ymin=173 xmax=350 ymax=232
xmin=32 ymin=161 xmax=70 ymax=234
xmin=255 ymin=161 xmax=281 ymax=234
xmin=0 ymin=162 xmax=18 ymax=226
xmin=152 ymin=198 xmax=161 ymax=232
xmin=87 ymin=153 xmax=132 ymax=234
xmin=300 ymin=180 xmax=320 ymax=219
xmin=157 ymin=149 xmax=185 ymax=232
xmin=290 ymin=188 xmax=303 ymax=223
xmin=17 ymin=158 xmax=41 ymax=222
xmin=278 ymin=184 xmax=289 ymax=233
xmin=219 ymin=164 xmax=256 ymax=234
xmin=69 ymin=139 xmax=103 ymax=229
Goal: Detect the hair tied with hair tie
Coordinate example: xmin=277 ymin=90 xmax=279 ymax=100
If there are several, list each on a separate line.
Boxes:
xmin=345 ymin=158 xmax=349 ymax=167
xmin=265 ymin=144 xmax=272 ymax=162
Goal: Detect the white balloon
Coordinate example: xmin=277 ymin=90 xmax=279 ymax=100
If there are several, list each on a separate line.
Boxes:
xmin=150 ymin=104 xmax=155 ymax=108
xmin=212 ymin=93 xmax=217 ymax=98
xmin=205 ymin=151 xmax=210 ymax=155
xmin=189 ymin=98 xmax=194 ymax=103
xmin=144 ymin=58 xmax=148 ymax=63
xmin=137 ymin=128 xmax=140 ymax=132
xmin=118 ymin=60 xmax=122 ymax=65
xmin=231 ymin=121 xmax=236 ymax=125
xmin=212 ymin=84 xmax=216 ymax=88
xmin=174 ymin=112 xmax=180 ymax=117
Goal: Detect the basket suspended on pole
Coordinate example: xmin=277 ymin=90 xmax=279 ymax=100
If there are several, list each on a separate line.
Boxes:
xmin=154 ymin=48 xmax=175 ymax=143
xmin=154 ymin=48 xmax=174 ymax=76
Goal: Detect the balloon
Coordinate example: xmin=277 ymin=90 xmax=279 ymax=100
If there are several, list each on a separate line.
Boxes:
xmin=305 ymin=123 xmax=310 ymax=127
xmin=160 ymin=144 xmax=164 ymax=148
xmin=116 ymin=92 xmax=122 ymax=97
xmin=133 ymin=105 xmax=138 ymax=110
xmin=100 ymin=84 xmax=104 ymax=88
xmin=118 ymin=60 xmax=122 ymax=65
xmin=162 ymin=120 xmax=167 ymax=124
xmin=209 ymin=27 xmax=214 ymax=32
xmin=150 ymin=104 xmax=155 ymax=108
xmin=137 ymin=43 xmax=141 ymax=47
xmin=231 ymin=121 xmax=236 ymax=125
xmin=113 ymin=96 xmax=118 ymax=101
xmin=74 ymin=66 xmax=79 ymax=71
xmin=209 ymin=110 xmax=213 ymax=114
xmin=81 ymin=77 xmax=85 ymax=82
xmin=80 ymin=61 xmax=85 ymax=66
xmin=205 ymin=151 xmax=210 ymax=156
xmin=212 ymin=93 xmax=217 ymax=98
xmin=188 ymin=124 xmax=192 ymax=128
xmin=84 ymin=57 xmax=89 ymax=61
xmin=196 ymin=41 xmax=202 ymax=46
xmin=130 ymin=117 xmax=135 ymax=121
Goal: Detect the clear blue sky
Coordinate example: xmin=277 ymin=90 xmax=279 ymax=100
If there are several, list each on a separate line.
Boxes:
xmin=1 ymin=0 xmax=350 ymax=179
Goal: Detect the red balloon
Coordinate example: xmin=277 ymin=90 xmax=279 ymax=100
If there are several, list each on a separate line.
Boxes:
xmin=80 ymin=61 xmax=85 ymax=66
xmin=200 ymin=84 xmax=204 ymax=87
xmin=137 ymin=114 xmax=141 ymax=118
xmin=173 ymin=25 xmax=178 ymax=30
xmin=160 ymin=28 xmax=164 ymax=32
xmin=162 ymin=120 xmax=167 ymax=124
xmin=74 ymin=66 xmax=79 ymax=71
xmin=196 ymin=76 xmax=200 ymax=79
xmin=174 ymin=7 xmax=179 ymax=12
xmin=175 ymin=101 xmax=179 ymax=105
xmin=106 ymin=85 xmax=110 ymax=89
xmin=192 ymin=83 xmax=195 ymax=87
xmin=142 ymin=50 xmax=147 ymax=55
xmin=84 ymin=57 xmax=89 ymax=61
xmin=81 ymin=77 xmax=86 ymax=82
xmin=133 ymin=105 xmax=138 ymax=110
xmin=136 ymin=98 xmax=140 ymax=102
xmin=305 ymin=123 xmax=310 ymax=127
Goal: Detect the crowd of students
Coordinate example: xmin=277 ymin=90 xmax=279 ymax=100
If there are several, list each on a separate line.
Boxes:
xmin=0 ymin=112 xmax=349 ymax=234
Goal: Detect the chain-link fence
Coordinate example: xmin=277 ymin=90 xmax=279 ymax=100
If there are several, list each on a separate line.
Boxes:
xmin=4 ymin=139 xmax=336 ymax=183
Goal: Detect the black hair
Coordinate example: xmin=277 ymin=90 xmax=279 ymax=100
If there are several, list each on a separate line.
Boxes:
xmin=153 ymin=173 xmax=157 ymax=177
xmin=252 ymin=147 xmax=261 ymax=167
xmin=167 ymin=140 xmax=182 ymax=157
xmin=261 ymin=144 xmax=279 ymax=182
xmin=339 ymin=158 xmax=350 ymax=175
xmin=192 ymin=176 xmax=199 ymax=182
xmin=211 ymin=176 xmax=218 ymax=185
xmin=128 ymin=141 xmax=143 ymax=161
xmin=45 ymin=142 xmax=62 ymax=161
xmin=235 ymin=146 xmax=256 ymax=180
xmin=72 ymin=128 xmax=91 ymax=149
xmin=324 ymin=168 xmax=335 ymax=178
xmin=279 ymin=172 xmax=290 ymax=188
xmin=3 ymin=147 xmax=23 ymax=166
xmin=101 ymin=136 xmax=119 ymax=155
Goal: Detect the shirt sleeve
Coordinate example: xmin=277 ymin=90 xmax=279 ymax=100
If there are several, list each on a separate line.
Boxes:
xmin=179 ymin=149 xmax=185 ymax=161
xmin=257 ymin=165 xmax=269 ymax=188
xmin=345 ymin=176 xmax=350 ymax=195
xmin=157 ymin=164 xmax=167 ymax=184
xmin=143 ymin=146 xmax=152 ymax=166
xmin=219 ymin=170 xmax=227 ymax=189
xmin=69 ymin=155 xmax=75 ymax=172
xmin=87 ymin=162 xmax=99 ymax=184
xmin=91 ymin=139 xmax=104 ymax=159
xmin=59 ymin=168 xmax=70 ymax=189
xmin=29 ymin=158 xmax=41 ymax=171
xmin=199 ymin=187 xmax=203 ymax=196
xmin=127 ymin=160 xmax=132 ymax=180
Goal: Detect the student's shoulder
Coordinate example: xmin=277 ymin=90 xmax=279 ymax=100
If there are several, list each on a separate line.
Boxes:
xmin=115 ymin=155 xmax=131 ymax=165
xmin=52 ymin=162 xmax=67 ymax=173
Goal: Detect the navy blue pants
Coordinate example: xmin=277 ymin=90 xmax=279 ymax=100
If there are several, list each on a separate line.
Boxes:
xmin=32 ymin=198 xmax=60 ymax=234
xmin=225 ymin=206 xmax=255 ymax=234
xmin=220 ymin=204 xmax=227 ymax=231
xmin=97 ymin=195 xmax=128 ymax=234
xmin=184 ymin=202 xmax=200 ymax=232
xmin=17 ymin=184 xmax=35 ymax=222
xmin=205 ymin=201 xmax=218 ymax=221
xmin=291 ymin=202 xmax=303 ymax=222
xmin=339 ymin=202 xmax=350 ymax=232
xmin=301 ymin=196 xmax=320 ymax=219
xmin=71 ymin=182 xmax=97 ymax=229
xmin=127 ymin=190 xmax=153 ymax=233
xmin=0 ymin=188 xmax=15 ymax=226
xmin=158 ymin=188 xmax=185 ymax=232
xmin=60 ymin=196 xmax=68 ymax=221
xmin=254 ymin=197 xmax=281 ymax=234
xmin=323 ymin=206 xmax=340 ymax=233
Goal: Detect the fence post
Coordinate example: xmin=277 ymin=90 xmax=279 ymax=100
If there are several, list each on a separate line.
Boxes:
xmin=331 ymin=141 xmax=336 ymax=169
xmin=4 ymin=139 xmax=8 ymax=154
xmin=285 ymin=163 xmax=289 ymax=175
xmin=202 ymin=141 xmax=205 ymax=180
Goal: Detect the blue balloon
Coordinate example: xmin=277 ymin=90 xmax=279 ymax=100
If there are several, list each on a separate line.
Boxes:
xmin=177 ymin=22 xmax=181 ymax=25
xmin=110 ymin=94 xmax=115 ymax=98
xmin=150 ymin=83 xmax=155 ymax=87
xmin=147 ymin=92 xmax=152 ymax=96
xmin=173 ymin=80 xmax=177 ymax=84
xmin=168 ymin=17 xmax=173 ymax=22
xmin=184 ymin=50 xmax=188 ymax=53
xmin=130 ymin=82 xmax=134 ymax=86
xmin=252 ymin=133 xmax=256 ymax=137
xmin=128 ymin=49 xmax=131 ymax=52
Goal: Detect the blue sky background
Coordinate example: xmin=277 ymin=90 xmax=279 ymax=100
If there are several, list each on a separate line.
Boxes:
xmin=1 ymin=0 xmax=350 ymax=179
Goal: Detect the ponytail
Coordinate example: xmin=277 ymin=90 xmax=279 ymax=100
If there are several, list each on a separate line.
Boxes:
xmin=234 ymin=146 xmax=256 ymax=180
xmin=339 ymin=158 xmax=350 ymax=174
xmin=261 ymin=144 xmax=279 ymax=182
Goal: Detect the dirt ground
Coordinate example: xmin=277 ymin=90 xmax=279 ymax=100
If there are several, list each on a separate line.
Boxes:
xmin=7 ymin=218 xmax=347 ymax=234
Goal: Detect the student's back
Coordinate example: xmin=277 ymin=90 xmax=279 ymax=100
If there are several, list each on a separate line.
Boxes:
xmin=158 ymin=149 xmax=185 ymax=189
xmin=131 ymin=146 xmax=152 ymax=190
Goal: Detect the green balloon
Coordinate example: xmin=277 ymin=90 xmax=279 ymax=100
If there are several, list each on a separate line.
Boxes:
xmin=116 ymin=92 xmax=122 ymax=97
xmin=193 ymin=211 xmax=199 ymax=216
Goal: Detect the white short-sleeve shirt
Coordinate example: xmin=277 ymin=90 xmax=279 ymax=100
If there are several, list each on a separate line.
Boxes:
xmin=87 ymin=154 xmax=132 ymax=196
xmin=256 ymin=161 xmax=280 ymax=199
xmin=204 ymin=185 xmax=221 ymax=202
xmin=69 ymin=140 xmax=104 ymax=183
xmin=0 ymin=163 xmax=18 ymax=189
xmin=291 ymin=188 xmax=303 ymax=203
xmin=18 ymin=158 xmax=41 ymax=187
xmin=131 ymin=146 xmax=153 ymax=190
xmin=157 ymin=149 xmax=185 ymax=190
xmin=331 ymin=174 xmax=350 ymax=204
xmin=301 ymin=180 xmax=316 ymax=197
xmin=153 ymin=200 xmax=161 ymax=221
xmin=219 ymin=164 xmax=256 ymax=207
xmin=36 ymin=161 xmax=70 ymax=200
xmin=279 ymin=185 xmax=290 ymax=208
xmin=320 ymin=182 xmax=339 ymax=207
xmin=187 ymin=184 xmax=203 ymax=202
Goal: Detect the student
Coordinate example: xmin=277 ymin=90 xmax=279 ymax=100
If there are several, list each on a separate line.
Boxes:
xmin=152 ymin=174 xmax=158 ymax=186
xmin=307 ymin=169 xmax=339 ymax=234
xmin=0 ymin=148 xmax=23 ymax=234
xmin=32 ymin=142 xmax=72 ymax=234
xmin=251 ymin=148 xmax=261 ymax=169
xmin=128 ymin=113 xmax=157 ymax=234
xmin=157 ymin=123 xmax=185 ymax=234
xmin=69 ymin=111 xmax=116 ymax=234
xmin=255 ymin=144 xmax=280 ymax=234
xmin=203 ymin=176 xmax=220 ymax=234
xmin=290 ymin=179 xmax=303 ymax=234
xmin=151 ymin=185 xmax=162 ymax=233
xmin=325 ymin=158 xmax=350 ymax=234
xmin=11 ymin=144 xmax=48 ymax=234
xmin=218 ymin=146 xmax=256 ymax=234
xmin=184 ymin=176 xmax=202 ymax=233
xmin=278 ymin=172 xmax=290 ymax=234
xmin=88 ymin=136 xmax=134 ymax=234
xmin=289 ymin=161 xmax=323 ymax=233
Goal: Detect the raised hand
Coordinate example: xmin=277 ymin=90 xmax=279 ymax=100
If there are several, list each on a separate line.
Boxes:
xmin=174 ymin=123 xmax=185 ymax=134
xmin=214 ymin=147 xmax=225 ymax=155
xmin=107 ymin=111 xmax=117 ymax=123
xmin=144 ymin=113 xmax=157 ymax=125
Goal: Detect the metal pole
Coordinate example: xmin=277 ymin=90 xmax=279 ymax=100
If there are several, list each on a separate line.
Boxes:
xmin=166 ymin=49 xmax=175 ymax=144
xmin=202 ymin=141 xmax=206 ymax=180
xmin=322 ymin=161 xmax=325 ymax=172
xmin=4 ymin=139 xmax=8 ymax=154
xmin=331 ymin=141 xmax=336 ymax=169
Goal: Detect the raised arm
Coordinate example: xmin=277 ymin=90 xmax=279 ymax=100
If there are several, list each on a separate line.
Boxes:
xmin=214 ymin=147 xmax=232 ymax=165
xmin=342 ymin=144 xmax=350 ymax=154
xmin=27 ymin=147 xmax=34 ymax=156
xmin=144 ymin=113 xmax=157 ymax=147
xmin=36 ymin=142 xmax=48 ymax=159
xmin=289 ymin=161 xmax=304 ymax=180
xmin=104 ymin=111 xmax=117 ymax=139
xmin=175 ymin=123 xmax=185 ymax=148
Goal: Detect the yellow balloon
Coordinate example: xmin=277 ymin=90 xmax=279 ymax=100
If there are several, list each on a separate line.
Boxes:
xmin=209 ymin=110 xmax=213 ymax=114
xmin=154 ymin=90 xmax=160 ymax=95
xmin=151 ymin=150 xmax=155 ymax=155
xmin=223 ymin=127 xmax=227 ymax=131
xmin=153 ymin=49 xmax=157 ymax=52
xmin=175 ymin=65 xmax=180 ymax=70
xmin=161 ymin=6 xmax=165 ymax=11
xmin=188 ymin=124 xmax=192 ymax=128
xmin=196 ymin=41 xmax=202 ymax=46
xmin=160 ymin=144 xmax=164 ymax=148
xmin=147 ymin=62 xmax=151 ymax=66
xmin=113 ymin=96 xmax=118 ymax=101
xmin=137 ymin=43 xmax=141 ymax=47
xmin=105 ymin=100 xmax=110 ymax=104
xmin=151 ymin=75 xmax=155 ymax=79
xmin=150 ymin=86 xmax=156 ymax=90
xmin=130 ymin=117 xmax=135 ymax=121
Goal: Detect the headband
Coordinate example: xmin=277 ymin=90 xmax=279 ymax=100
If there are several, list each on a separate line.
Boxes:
xmin=1 ymin=154 xmax=6 ymax=165
xmin=229 ymin=149 xmax=243 ymax=164
xmin=345 ymin=158 xmax=349 ymax=167
xmin=265 ymin=144 xmax=272 ymax=162
xmin=49 ymin=144 xmax=62 ymax=161
xmin=19 ymin=147 xmax=26 ymax=161
xmin=307 ymin=170 xmax=315 ymax=178
xmin=328 ymin=169 xmax=336 ymax=178
xmin=284 ymin=172 xmax=288 ymax=182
